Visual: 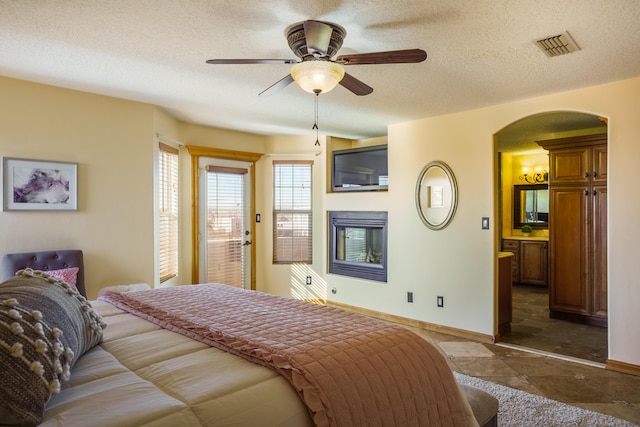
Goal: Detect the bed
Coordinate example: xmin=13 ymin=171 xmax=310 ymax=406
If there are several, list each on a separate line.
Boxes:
xmin=1 ymin=250 xmax=497 ymax=427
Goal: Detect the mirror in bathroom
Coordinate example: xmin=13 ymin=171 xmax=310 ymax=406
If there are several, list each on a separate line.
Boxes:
xmin=513 ymin=184 xmax=549 ymax=229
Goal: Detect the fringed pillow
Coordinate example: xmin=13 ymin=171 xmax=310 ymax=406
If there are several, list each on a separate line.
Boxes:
xmin=0 ymin=269 xmax=105 ymax=427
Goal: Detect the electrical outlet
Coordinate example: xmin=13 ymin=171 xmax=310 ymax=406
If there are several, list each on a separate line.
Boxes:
xmin=407 ymin=292 xmax=413 ymax=303
xmin=306 ymin=276 xmax=312 ymax=285
xmin=437 ymin=296 xmax=444 ymax=307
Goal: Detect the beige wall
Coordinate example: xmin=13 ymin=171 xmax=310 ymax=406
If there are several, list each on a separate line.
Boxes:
xmin=255 ymin=135 xmax=326 ymax=299
xmin=0 ymin=76 xmax=155 ymax=299
xmin=380 ymin=77 xmax=639 ymax=367
xmin=1 ymin=74 xmax=639 ymax=369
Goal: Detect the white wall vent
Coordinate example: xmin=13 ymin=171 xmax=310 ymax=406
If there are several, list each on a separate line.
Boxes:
xmin=535 ymin=32 xmax=580 ymax=57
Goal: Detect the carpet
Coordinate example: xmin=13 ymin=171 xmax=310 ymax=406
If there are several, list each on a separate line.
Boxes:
xmin=454 ymin=372 xmax=638 ymax=427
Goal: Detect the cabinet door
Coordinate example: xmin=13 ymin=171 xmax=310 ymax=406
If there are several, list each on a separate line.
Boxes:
xmin=592 ymin=145 xmax=608 ymax=186
xmin=591 ymin=184 xmax=608 ymax=318
xmin=502 ymin=239 xmax=520 ymax=283
xmin=549 ymin=147 xmax=589 ymax=185
xmin=549 ymin=187 xmax=590 ymax=315
xmin=520 ymin=240 xmax=548 ymax=286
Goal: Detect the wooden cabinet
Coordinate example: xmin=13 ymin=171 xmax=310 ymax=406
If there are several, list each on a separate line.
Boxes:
xmin=520 ymin=240 xmax=548 ymax=286
xmin=501 ymin=238 xmax=547 ymax=286
xmin=498 ymin=252 xmax=513 ymax=335
xmin=537 ymin=134 xmax=607 ymax=326
xmin=501 ymin=239 xmax=520 ymax=283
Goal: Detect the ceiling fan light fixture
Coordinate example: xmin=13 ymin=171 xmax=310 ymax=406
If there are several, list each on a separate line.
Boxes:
xmin=290 ymin=61 xmax=345 ymax=94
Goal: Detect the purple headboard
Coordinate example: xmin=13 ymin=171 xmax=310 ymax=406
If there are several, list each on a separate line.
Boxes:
xmin=1 ymin=250 xmax=86 ymax=297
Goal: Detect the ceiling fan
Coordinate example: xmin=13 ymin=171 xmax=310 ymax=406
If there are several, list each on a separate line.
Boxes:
xmin=206 ymin=20 xmax=427 ymax=96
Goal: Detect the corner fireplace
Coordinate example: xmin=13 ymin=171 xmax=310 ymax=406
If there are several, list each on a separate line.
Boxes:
xmin=328 ymin=211 xmax=388 ymax=282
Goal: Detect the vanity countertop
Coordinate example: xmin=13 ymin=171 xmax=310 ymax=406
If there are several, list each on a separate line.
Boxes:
xmin=503 ymin=236 xmax=549 ymax=241
xmin=498 ymin=251 xmax=514 ymax=258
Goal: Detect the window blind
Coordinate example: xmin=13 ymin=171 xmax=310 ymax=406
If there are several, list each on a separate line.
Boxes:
xmin=272 ymin=161 xmax=312 ymax=263
xmin=159 ymin=143 xmax=179 ymax=282
xmin=205 ymin=166 xmax=247 ymax=287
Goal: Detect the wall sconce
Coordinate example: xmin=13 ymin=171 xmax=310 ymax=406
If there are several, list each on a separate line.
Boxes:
xmin=520 ymin=166 xmax=548 ymax=184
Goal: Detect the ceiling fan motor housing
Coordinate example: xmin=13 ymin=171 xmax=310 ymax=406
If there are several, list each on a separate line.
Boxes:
xmin=285 ymin=21 xmax=346 ymax=60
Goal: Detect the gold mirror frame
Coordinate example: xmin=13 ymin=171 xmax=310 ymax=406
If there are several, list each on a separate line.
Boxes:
xmin=415 ymin=161 xmax=458 ymax=230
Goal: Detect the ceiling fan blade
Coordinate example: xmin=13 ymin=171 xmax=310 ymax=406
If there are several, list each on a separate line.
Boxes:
xmin=259 ymin=74 xmax=295 ymax=96
xmin=336 ymin=48 xmax=427 ymax=65
xmin=206 ymin=59 xmax=298 ymax=65
xmin=339 ymin=73 xmax=374 ymax=96
xmin=303 ymin=20 xmax=333 ymax=55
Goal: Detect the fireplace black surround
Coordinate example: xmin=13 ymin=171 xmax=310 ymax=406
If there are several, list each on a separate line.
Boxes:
xmin=328 ymin=211 xmax=388 ymax=282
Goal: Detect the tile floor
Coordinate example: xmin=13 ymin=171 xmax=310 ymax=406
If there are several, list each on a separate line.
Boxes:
xmin=401 ymin=285 xmax=640 ymax=425
xmin=501 ymin=284 xmax=608 ymax=363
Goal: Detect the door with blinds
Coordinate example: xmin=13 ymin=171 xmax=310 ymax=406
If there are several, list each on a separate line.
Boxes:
xmin=198 ymin=158 xmax=252 ymax=288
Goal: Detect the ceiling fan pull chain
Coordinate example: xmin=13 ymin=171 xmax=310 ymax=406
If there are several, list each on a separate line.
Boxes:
xmin=313 ymin=92 xmax=320 ymax=146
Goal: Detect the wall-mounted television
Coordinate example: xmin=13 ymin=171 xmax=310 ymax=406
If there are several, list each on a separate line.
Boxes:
xmin=332 ymin=145 xmax=388 ymax=192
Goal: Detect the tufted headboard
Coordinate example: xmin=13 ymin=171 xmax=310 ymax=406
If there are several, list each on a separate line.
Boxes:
xmin=1 ymin=250 xmax=86 ymax=297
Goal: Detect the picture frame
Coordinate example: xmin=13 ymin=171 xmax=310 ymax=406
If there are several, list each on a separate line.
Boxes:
xmin=1 ymin=157 xmax=78 ymax=211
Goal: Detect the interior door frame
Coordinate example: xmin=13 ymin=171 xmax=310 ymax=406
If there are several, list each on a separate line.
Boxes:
xmin=186 ymin=145 xmax=264 ymax=289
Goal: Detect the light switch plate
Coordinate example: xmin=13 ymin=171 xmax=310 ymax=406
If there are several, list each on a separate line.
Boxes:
xmin=482 ymin=217 xmax=490 ymax=230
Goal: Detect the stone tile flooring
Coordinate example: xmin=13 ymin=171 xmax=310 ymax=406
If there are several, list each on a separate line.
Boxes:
xmin=408 ymin=329 xmax=640 ymax=425
xmin=398 ymin=286 xmax=640 ymax=425
xmin=500 ymin=284 xmax=608 ymax=363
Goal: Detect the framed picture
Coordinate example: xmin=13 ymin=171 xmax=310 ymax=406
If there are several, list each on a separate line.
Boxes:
xmin=1 ymin=157 xmax=78 ymax=211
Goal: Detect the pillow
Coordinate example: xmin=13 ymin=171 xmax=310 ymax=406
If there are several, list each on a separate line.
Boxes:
xmin=96 ymin=283 xmax=151 ymax=297
xmin=0 ymin=269 xmax=105 ymax=427
xmin=45 ymin=267 xmax=79 ymax=288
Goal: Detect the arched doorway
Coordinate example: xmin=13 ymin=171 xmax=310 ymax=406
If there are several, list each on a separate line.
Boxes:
xmin=495 ymin=111 xmax=608 ymax=364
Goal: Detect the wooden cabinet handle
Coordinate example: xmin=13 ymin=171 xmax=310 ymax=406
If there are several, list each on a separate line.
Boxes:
xmin=593 ymin=189 xmax=597 ymax=196
xmin=585 ymin=189 xmax=589 ymax=196
xmin=585 ymin=172 xmax=589 ymax=178
xmin=593 ymin=171 xmax=598 ymax=178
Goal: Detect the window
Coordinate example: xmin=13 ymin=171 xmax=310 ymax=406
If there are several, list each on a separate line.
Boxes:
xmin=273 ymin=161 xmax=312 ymax=263
xmin=159 ymin=143 xmax=179 ymax=282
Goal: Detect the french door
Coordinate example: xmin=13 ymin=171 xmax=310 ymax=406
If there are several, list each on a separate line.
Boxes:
xmin=198 ymin=157 xmax=252 ymax=288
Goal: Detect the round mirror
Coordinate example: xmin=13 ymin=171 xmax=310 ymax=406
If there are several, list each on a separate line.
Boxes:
xmin=415 ymin=161 xmax=458 ymax=230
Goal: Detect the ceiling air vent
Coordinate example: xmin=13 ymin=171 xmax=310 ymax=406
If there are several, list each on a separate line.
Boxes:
xmin=535 ymin=32 xmax=580 ymax=57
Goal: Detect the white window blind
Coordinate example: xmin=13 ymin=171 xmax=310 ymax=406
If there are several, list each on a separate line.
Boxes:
xmin=159 ymin=143 xmax=179 ymax=282
xmin=206 ymin=166 xmax=246 ymax=287
xmin=273 ymin=161 xmax=312 ymax=263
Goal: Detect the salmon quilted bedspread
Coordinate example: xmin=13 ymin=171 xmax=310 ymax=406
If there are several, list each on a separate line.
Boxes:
xmin=99 ymin=284 xmax=477 ymax=427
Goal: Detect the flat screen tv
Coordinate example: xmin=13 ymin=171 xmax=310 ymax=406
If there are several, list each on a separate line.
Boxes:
xmin=332 ymin=145 xmax=388 ymax=192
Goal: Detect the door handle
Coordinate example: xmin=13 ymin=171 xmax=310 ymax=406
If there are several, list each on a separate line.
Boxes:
xmin=242 ymin=240 xmax=252 ymax=246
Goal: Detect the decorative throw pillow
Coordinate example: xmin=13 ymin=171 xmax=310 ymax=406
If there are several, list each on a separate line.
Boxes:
xmin=0 ymin=269 xmax=105 ymax=427
xmin=45 ymin=267 xmax=79 ymax=288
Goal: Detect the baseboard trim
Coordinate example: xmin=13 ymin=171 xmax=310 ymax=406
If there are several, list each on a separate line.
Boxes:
xmin=606 ymin=359 xmax=640 ymax=376
xmin=324 ymin=300 xmax=496 ymax=344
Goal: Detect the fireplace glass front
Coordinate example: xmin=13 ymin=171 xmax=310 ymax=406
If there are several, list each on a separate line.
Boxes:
xmin=329 ymin=211 xmax=387 ymax=282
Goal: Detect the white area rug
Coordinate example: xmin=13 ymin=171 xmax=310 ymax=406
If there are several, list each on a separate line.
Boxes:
xmin=454 ymin=372 xmax=638 ymax=427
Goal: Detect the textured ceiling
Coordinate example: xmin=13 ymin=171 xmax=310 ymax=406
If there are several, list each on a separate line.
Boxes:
xmin=0 ymin=0 xmax=637 ymax=146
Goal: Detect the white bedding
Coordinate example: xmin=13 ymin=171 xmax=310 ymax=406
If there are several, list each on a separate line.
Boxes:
xmin=41 ymin=301 xmax=314 ymax=426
